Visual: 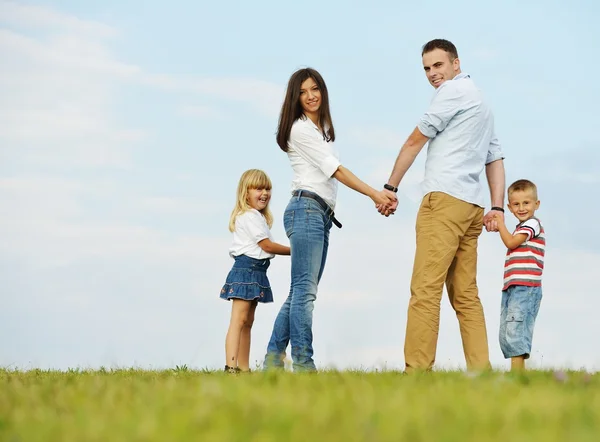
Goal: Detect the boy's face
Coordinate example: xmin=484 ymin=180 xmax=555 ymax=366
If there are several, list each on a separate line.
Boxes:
xmin=507 ymin=189 xmax=540 ymax=222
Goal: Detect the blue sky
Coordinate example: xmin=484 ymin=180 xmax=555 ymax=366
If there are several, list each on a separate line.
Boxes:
xmin=1 ymin=0 xmax=598 ymax=371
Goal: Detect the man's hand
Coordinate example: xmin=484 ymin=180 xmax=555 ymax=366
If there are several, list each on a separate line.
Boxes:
xmin=483 ymin=209 xmax=504 ymax=232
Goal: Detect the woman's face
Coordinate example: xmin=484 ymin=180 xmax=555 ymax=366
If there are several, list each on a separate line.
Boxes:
xmin=299 ymin=77 xmax=321 ymax=115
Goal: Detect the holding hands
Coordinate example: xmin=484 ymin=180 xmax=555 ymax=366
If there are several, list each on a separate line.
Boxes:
xmin=373 ymin=190 xmax=398 ymax=217
xmin=375 ymin=186 xmax=398 ymax=217
xmin=483 ymin=209 xmax=505 ymax=232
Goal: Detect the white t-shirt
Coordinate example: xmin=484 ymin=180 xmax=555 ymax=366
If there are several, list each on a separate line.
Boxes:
xmin=229 ymin=209 xmax=275 ymax=260
xmin=287 ymin=116 xmax=341 ymax=210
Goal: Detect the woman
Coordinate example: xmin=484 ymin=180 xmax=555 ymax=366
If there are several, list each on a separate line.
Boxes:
xmin=264 ymin=67 xmax=395 ymax=372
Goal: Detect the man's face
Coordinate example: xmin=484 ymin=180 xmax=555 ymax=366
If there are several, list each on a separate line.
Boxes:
xmin=422 ymin=48 xmax=460 ymax=89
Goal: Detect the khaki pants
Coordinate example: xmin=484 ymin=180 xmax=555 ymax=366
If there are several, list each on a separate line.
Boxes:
xmin=404 ymin=192 xmax=490 ymax=372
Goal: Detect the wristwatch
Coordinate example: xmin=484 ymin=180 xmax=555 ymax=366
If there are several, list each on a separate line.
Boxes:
xmin=384 ymin=184 xmax=398 ymax=193
xmin=491 ymin=206 xmax=505 ymax=212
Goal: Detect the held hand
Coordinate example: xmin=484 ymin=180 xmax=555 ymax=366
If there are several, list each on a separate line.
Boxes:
xmin=372 ymin=189 xmax=396 ymax=207
xmin=483 ymin=210 xmax=504 ymax=232
xmin=377 ymin=199 xmax=398 ymax=217
xmin=375 ymin=189 xmax=398 ymax=217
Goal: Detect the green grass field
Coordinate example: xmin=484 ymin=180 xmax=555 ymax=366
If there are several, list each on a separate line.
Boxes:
xmin=1 ymin=368 xmax=598 ymax=441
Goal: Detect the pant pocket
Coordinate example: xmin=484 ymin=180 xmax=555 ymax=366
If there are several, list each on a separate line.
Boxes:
xmin=284 ymin=210 xmax=294 ymax=237
xmin=505 ymin=310 xmax=524 ymax=341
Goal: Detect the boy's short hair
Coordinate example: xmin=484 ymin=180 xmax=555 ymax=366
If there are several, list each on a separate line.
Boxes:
xmin=508 ymin=179 xmax=538 ymax=200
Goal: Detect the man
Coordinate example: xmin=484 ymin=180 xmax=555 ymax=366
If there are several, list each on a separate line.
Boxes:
xmin=379 ymin=39 xmax=505 ymax=372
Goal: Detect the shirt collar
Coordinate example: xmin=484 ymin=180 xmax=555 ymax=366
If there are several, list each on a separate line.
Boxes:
xmin=302 ymin=114 xmax=329 ymax=134
xmin=453 ymin=72 xmax=470 ymax=80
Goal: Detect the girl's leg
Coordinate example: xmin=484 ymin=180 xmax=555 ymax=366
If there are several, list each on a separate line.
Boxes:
xmin=237 ymin=300 xmax=258 ymax=371
xmin=224 ymin=299 xmax=252 ymax=369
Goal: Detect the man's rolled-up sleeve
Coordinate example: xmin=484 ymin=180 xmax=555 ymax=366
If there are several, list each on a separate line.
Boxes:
xmin=417 ymin=83 xmax=463 ymax=138
xmin=486 ymin=130 xmax=505 ymax=164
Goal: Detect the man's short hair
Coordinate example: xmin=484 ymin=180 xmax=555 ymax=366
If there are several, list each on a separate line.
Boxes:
xmin=422 ymin=39 xmax=459 ymax=60
xmin=508 ymin=179 xmax=538 ymax=200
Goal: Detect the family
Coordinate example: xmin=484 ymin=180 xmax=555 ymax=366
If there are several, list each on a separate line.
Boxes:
xmin=219 ymin=39 xmax=546 ymax=374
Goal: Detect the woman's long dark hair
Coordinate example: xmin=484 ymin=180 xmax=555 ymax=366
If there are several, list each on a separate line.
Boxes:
xmin=276 ymin=68 xmax=335 ymax=152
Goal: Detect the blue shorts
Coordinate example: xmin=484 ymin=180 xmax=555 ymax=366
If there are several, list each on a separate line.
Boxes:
xmin=499 ymin=285 xmax=543 ymax=359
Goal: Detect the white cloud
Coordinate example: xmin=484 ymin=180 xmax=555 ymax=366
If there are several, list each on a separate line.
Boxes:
xmin=0 ymin=13 xmax=143 ymax=167
xmin=0 ymin=0 xmax=117 ymax=38
xmin=0 ymin=3 xmax=281 ymax=169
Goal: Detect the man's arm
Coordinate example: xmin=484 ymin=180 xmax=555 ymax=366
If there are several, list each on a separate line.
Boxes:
xmin=486 ymin=159 xmax=505 ymax=208
xmin=377 ymin=128 xmax=429 ymax=216
xmin=387 ymin=127 xmax=430 ymax=188
xmin=483 ymin=159 xmax=506 ymax=231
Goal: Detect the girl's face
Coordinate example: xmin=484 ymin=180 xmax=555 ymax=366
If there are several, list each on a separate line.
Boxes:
xmin=299 ymin=77 xmax=321 ymax=116
xmin=246 ymin=187 xmax=271 ymax=212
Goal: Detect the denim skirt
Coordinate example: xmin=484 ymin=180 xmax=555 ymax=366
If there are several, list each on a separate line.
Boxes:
xmin=219 ymin=254 xmax=273 ymax=303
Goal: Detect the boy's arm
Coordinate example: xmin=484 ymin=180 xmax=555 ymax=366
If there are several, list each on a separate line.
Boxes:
xmin=258 ymin=239 xmax=291 ymax=255
xmin=493 ymin=214 xmax=528 ymax=249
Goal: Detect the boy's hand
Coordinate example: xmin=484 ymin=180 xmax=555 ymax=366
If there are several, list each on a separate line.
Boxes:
xmin=484 ymin=209 xmax=504 ymax=232
xmin=491 ymin=212 xmax=505 ymax=228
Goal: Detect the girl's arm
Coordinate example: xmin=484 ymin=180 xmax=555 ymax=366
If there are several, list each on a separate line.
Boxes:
xmin=493 ymin=214 xmax=528 ymax=250
xmin=258 ymin=238 xmax=291 ymax=255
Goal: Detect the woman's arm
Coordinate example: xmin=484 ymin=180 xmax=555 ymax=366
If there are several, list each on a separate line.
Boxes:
xmin=333 ymin=166 xmax=395 ymax=207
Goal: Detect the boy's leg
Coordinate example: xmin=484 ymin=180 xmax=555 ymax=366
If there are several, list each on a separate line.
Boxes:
xmin=446 ymin=208 xmax=491 ymax=371
xmin=225 ymin=299 xmax=252 ymax=369
xmin=499 ymin=286 xmax=542 ymax=371
xmin=511 ymin=356 xmax=525 ymax=371
xmin=237 ymin=300 xmax=258 ymax=371
xmin=499 ymin=289 xmax=510 ymax=367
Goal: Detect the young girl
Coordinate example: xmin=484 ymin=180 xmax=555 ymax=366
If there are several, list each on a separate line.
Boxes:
xmin=220 ymin=169 xmax=290 ymax=373
xmin=263 ymin=68 xmax=396 ymax=372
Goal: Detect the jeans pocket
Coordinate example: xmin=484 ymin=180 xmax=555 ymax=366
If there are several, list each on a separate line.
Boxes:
xmin=284 ymin=210 xmax=294 ymax=237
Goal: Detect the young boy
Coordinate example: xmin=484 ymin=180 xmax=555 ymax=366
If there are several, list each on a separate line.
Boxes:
xmin=493 ymin=179 xmax=545 ymax=371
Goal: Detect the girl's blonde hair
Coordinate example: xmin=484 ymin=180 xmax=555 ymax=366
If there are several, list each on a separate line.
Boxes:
xmin=229 ymin=169 xmax=274 ymax=232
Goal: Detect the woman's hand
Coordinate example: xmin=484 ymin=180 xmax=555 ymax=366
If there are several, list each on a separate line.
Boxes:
xmin=373 ymin=189 xmax=397 ymax=216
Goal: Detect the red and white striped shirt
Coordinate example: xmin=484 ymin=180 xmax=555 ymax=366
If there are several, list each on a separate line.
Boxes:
xmin=503 ymin=217 xmax=545 ymax=290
